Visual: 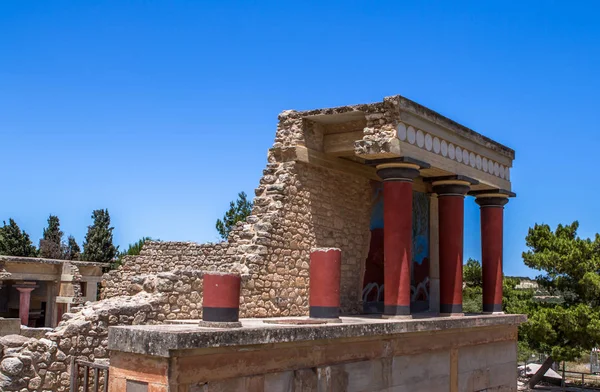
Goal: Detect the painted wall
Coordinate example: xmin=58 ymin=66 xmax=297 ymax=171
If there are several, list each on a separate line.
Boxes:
xmin=363 ymin=181 xmax=430 ymax=312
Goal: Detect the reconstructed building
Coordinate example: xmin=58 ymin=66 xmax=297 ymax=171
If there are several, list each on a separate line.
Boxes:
xmin=104 ymin=94 xmax=515 ymax=319
xmin=103 ymin=95 xmax=524 ymax=392
xmin=0 ymin=255 xmax=106 ymax=328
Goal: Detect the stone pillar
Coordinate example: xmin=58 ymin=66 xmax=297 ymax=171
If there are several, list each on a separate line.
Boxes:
xmin=433 ymin=180 xmax=471 ymax=316
xmin=476 ymin=194 xmax=509 ymax=314
xmin=309 ymin=248 xmax=341 ymax=320
xmin=376 ymin=162 xmax=421 ymax=318
xmin=15 ymin=283 xmax=37 ymax=326
xmin=201 ymin=272 xmax=241 ymax=327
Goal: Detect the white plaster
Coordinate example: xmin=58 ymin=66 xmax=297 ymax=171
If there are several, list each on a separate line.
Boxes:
xmin=416 ymin=129 xmax=425 ymax=148
xmin=425 ymin=133 xmax=433 ymax=151
xmin=397 ymin=123 xmax=407 ymax=141
xmin=433 ymin=137 xmax=440 ymax=154
xmin=407 ymin=126 xmax=416 ymax=144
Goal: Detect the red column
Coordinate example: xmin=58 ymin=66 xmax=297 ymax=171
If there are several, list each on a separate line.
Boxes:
xmin=202 ymin=273 xmax=241 ymax=323
xmin=309 ymin=248 xmax=341 ymax=319
xmin=433 ymin=180 xmax=471 ymax=316
xmin=476 ymin=195 xmax=509 ymax=313
xmin=15 ymin=284 xmax=36 ymax=326
xmin=376 ymin=163 xmax=421 ymax=318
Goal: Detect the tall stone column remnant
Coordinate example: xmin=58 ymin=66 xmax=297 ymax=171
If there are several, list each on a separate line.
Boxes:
xmin=201 ymin=272 xmax=242 ymax=328
xmin=375 ymin=158 xmax=429 ymax=319
xmin=473 ymin=190 xmax=514 ymax=314
xmin=432 ymin=176 xmax=477 ymax=317
xmin=309 ymin=248 xmax=342 ymax=320
xmin=15 ymin=282 xmax=37 ymax=326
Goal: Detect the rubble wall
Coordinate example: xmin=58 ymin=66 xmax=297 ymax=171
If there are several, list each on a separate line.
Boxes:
xmin=103 ymin=105 xmax=376 ymax=317
xmin=0 ymin=272 xmax=201 ymax=391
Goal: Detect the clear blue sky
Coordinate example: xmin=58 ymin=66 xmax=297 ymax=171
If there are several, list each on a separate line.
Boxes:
xmin=1 ymin=1 xmax=599 ymax=277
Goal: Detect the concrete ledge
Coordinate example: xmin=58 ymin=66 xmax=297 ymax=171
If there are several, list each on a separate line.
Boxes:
xmin=0 ymin=318 xmax=21 ymax=336
xmin=108 ymin=314 xmax=526 ymax=357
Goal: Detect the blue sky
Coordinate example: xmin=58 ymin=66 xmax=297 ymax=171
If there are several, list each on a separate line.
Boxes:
xmin=1 ymin=1 xmax=599 ymax=277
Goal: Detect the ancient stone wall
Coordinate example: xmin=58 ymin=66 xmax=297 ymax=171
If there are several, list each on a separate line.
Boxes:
xmin=0 ymin=271 xmax=205 ymax=391
xmin=102 ymin=242 xmax=228 ymax=298
xmin=103 ymin=105 xmax=376 ymax=317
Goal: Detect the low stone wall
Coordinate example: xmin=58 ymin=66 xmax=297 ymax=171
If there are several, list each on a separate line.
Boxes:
xmin=0 ymin=270 xmax=199 ymax=392
xmin=102 ymin=242 xmax=229 ymax=299
xmin=107 ymin=314 xmax=525 ymax=392
xmin=0 ymin=318 xmax=20 ymax=337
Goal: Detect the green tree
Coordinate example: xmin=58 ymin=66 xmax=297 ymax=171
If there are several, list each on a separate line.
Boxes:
xmin=39 ymin=215 xmax=64 ymax=259
xmin=82 ymin=209 xmax=118 ymax=263
xmin=463 ymin=258 xmax=483 ymax=313
xmin=0 ymin=218 xmax=37 ymax=257
xmin=215 ymin=191 xmax=253 ymax=240
xmin=521 ymin=221 xmax=600 ymax=387
xmin=64 ymin=235 xmax=81 ymax=261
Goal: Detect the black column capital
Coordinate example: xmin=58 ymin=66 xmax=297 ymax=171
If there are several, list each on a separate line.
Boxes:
xmin=376 ymin=163 xmax=421 ymax=182
xmin=475 ymin=196 xmax=509 ymax=208
xmin=432 ymin=180 xmax=471 ymax=196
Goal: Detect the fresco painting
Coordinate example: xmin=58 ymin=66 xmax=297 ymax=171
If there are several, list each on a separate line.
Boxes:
xmin=362 ymin=180 xmax=430 ymax=313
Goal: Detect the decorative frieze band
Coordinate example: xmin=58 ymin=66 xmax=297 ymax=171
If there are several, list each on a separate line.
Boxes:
xmin=397 ymin=122 xmax=510 ymax=181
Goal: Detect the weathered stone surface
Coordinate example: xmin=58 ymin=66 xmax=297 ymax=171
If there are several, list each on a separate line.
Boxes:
xmin=1 ymin=357 xmax=24 ymax=376
xmin=0 ymin=335 xmax=29 ymax=349
xmin=108 ymin=314 xmax=526 ymax=357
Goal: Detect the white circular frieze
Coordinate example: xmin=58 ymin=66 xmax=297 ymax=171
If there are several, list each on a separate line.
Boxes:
xmin=397 ymin=123 xmax=407 ymax=141
xmin=433 ymin=137 xmax=441 ymax=153
xmin=476 ymin=155 xmax=482 ymax=170
xmin=448 ymin=143 xmax=455 ymax=159
xmin=505 ymin=168 xmax=510 ymax=180
xmin=456 ymin=146 xmax=462 ymax=163
xmin=494 ymin=162 xmax=500 ymax=176
xmin=499 ymin=166 xmax=505 ymax=179
xmin=482 ymin=158 xmax=488 ymax=173
xmin=441 ymin=140 xmax=448 ymax=157
xmin=425 ymin=133 xmax=433 ymax=151
xmin=462 ymin=149 xmax=469 ymax=165
xmin=469 ymin=152 xmax=476 ymax=168
xmin=407 ymin=126 xmax=416 ymax=144
xmin=416 ymin=130 xmax=425 ymax=148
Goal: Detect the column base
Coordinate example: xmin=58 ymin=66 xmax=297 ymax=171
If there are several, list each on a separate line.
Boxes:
xmin=440 ymin=312 xmax=465 ymax=318
xmin=483 ymin=304 xmax=503 ymax=313
xmin=383 ymin=305 xmax=411 ymax=319
xmin=483 ymin=311 xmax=505 ymax=315
xmin=382 ymin=314 xmax=413 ymax=320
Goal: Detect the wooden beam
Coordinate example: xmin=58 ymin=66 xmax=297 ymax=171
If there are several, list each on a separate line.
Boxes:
xmin=293 ymin=146 xmax=428 ymax=192
xmin=323 ymin=130 xmax=363 ymax=156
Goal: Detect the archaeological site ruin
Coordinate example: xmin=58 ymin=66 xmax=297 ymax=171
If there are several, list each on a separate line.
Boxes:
xmin=0 ymin=95 xmax=525 ymax=392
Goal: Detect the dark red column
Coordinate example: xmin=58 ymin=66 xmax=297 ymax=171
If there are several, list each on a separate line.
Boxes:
xmin=202 ymin=272 xmax=241 ymax=323
xmin=476 ymin=195 xmax=509 ymax=313
xmin=15 ymin=283 xmax=37 ymax=326
xmin=309 ymin=248 xmax=341 ymax=319
xmin=376 ymin=163 xmax=421 ymax=318
xmin=433 ymin=180 xmax=471 ymax=316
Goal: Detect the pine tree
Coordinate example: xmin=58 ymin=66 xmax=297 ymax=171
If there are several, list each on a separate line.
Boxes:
xmin=64 ymin=235 xmax=81 ymax=261
xmin=215 ymin=192 xmax=253 ymax=240
xmin=39 ymin=215 xmax=64 ymax=259
xmin=0 ymin=218 xmax=37 ymax=257
xmin=522 ymin=221 xmax=600 ymax=388
xmin=82 ymin=209 xmax=118 ymax=263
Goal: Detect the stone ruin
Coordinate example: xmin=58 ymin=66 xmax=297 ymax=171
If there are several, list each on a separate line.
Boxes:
xmin=0 ymin=94 xmax=520 ymax=391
